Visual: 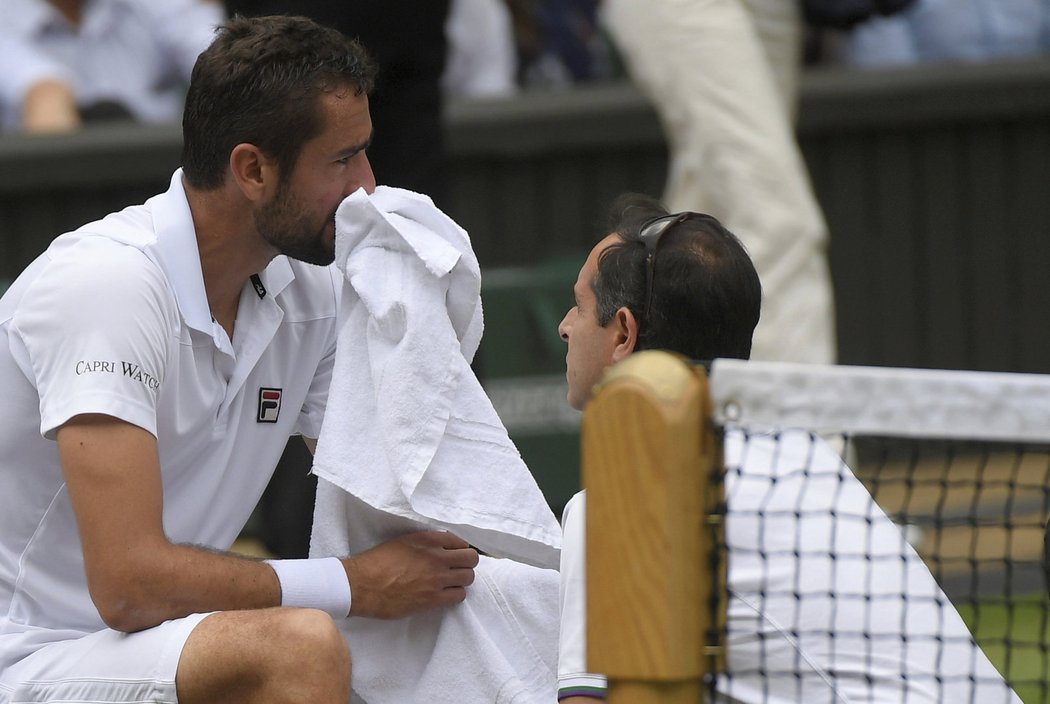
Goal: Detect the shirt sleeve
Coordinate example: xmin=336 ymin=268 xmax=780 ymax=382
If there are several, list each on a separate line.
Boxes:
xmin=11 ymin=238 xmax=175 ymax=439
xmin=558 ymin=491 xmax=609 ymax=700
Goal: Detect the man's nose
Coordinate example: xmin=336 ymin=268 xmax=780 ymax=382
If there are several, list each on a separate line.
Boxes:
xmin=558 ymin=311 xmax=571 ymax=342
xmin=347 ymin=153 xmax=376 ymax=196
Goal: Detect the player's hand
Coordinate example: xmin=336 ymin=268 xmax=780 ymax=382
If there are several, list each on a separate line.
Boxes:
xmin=342 ymin=531 xmax=479 ymax=619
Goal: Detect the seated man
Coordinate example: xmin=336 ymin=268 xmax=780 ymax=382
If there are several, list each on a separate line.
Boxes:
xmin=555 ymin=193 xmax=1019 ymax=702
xmin=0 ymin=15 xmax=477 ymax=704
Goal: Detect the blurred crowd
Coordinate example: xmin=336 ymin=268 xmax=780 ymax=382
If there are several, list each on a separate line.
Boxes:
xmin=816 ymin=0 xmax=1050 ymax=68
xmin=3 ymin=0 xmax=1050 ymax=138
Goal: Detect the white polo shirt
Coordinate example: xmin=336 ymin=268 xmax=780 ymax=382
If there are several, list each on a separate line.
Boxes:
xmin=0 ymin=170 xmax=340 ymax=672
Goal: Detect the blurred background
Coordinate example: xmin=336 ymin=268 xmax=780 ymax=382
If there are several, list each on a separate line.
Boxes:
xmin=4 ymin=0 xmax=1050 ymax=544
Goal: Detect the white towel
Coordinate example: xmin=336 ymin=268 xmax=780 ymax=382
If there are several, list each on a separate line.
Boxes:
xmin=311 ymin=186 xmax=561 ymax=568
xmin=313 ymin=485 xmax=560 ymax=704
xmin=308 ymin=187 xmax=562 ymax=702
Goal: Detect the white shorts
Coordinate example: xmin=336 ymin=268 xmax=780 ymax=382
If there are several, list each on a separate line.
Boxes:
xmin=0 ymin=612 xmax=211 ymax=704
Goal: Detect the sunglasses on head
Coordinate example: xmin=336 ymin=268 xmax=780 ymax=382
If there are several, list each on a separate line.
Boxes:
xmin=638 ymin=212 xmax=694 ymax=321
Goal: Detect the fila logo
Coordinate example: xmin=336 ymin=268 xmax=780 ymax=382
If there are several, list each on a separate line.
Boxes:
xmin=250 ymin=273 xmax=267 ymax=299
xmin=257 ymin=387 xmax=282 ymax=423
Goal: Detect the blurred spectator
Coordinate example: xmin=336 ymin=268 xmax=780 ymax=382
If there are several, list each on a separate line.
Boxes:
xmin=833 ymin=0 xmax=1050 ymax=68
xmin=508 ymin=0 xmax=616 ymax=88
xmin=443 ymin=0 xmax=518 ymax=99
xmin=0 ymin=0 xmax=223 ymax=134
xmin=601 ymin=0 xmax=837 ymax=364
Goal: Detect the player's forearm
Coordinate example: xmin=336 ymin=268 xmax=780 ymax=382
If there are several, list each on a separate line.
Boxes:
xmin=88 ymin=540 xmax=281 ymax=633
xmin=87 ymin=527 xmax=478 ymax=632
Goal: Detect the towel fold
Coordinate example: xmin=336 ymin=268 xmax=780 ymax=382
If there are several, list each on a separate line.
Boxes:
xmin=310 ymin=186 xmax=561 ymax=568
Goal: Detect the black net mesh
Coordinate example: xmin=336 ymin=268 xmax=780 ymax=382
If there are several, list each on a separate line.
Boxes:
xmin=705 ymin=429 xmax=1049 ymax=704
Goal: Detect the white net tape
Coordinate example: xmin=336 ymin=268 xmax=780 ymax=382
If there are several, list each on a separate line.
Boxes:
xmin=711 ymin=359 xmax=1050 ymax=443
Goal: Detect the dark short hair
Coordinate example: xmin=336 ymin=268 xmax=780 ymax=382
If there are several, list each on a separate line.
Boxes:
xmin=181 ymin=15 xmax=378 ymax=190
xmin=593 ymin=193 xmax=762 ymax=360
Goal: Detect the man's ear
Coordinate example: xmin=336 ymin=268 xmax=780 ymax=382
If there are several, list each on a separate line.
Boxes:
xmin=610 ymin=306 xmax=640 ymax=363
xmin=229 ymin=143 xmax=278 ymax=203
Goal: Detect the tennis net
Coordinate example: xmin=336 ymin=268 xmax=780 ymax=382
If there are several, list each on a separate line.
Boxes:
xmin=583 ymin=353 xmax=1050 ymax=703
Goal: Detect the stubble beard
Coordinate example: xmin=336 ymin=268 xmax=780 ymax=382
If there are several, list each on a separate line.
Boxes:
xmin=254 ymin=183 xmax=336 ymax=266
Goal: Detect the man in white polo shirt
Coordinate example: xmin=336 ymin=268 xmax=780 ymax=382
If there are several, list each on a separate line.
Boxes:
xmin=0 ymin=15 xmax=478 ymax=704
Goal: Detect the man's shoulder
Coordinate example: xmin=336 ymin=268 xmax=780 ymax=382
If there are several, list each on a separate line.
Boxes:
xmin=564 ymin=490 xmax=586 ymax=515
xmin=15 ymin=201 xmax=173 ymax=317
xmin=0 ymin=0 xmax=48 ymax=38
xmin=48 ymin=201 xmax=160 ymax=261
xmin=561 ymin=491 xmax=586 ymax=531
xmin=24 ymin=233 xmax=172 ymax=317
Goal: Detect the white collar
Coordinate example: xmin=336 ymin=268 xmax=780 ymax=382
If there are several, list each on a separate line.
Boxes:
xmin=152 ymin=170 xmax=295 ymax=343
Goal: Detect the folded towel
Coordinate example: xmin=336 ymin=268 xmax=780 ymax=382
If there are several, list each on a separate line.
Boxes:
xmin=313 ymin=483 xmax=560 ymax=704
xmin=310 ymin=186 xmax=561 ymax=568
xmin=308 ymin=187 xmax=562 ymax=701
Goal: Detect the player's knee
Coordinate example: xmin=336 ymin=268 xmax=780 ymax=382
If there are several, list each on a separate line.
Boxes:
xmin=273 ymin=608 xmax=351 ymax=675
xmin=178 ymin=609 xmax=350 ymax=704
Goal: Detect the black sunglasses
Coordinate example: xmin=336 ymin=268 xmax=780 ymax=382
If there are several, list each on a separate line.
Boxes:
xmin=638 ymin=212 xmax=693 ymax=321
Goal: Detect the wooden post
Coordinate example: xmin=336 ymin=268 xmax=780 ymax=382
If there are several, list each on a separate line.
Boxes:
xmin=583 ymin=350 xmax=720 ymax=703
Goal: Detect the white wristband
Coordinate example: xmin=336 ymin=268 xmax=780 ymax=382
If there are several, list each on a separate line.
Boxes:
xmin=265 ymin=557 xmax=352 ymax=618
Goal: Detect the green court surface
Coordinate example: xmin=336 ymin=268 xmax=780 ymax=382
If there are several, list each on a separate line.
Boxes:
xmin=959 ymin=593 xmax=1050 ymax=703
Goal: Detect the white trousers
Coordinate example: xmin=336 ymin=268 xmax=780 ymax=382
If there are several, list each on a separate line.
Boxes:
xmin=603 ymin=0 xmax=837 ymax=364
